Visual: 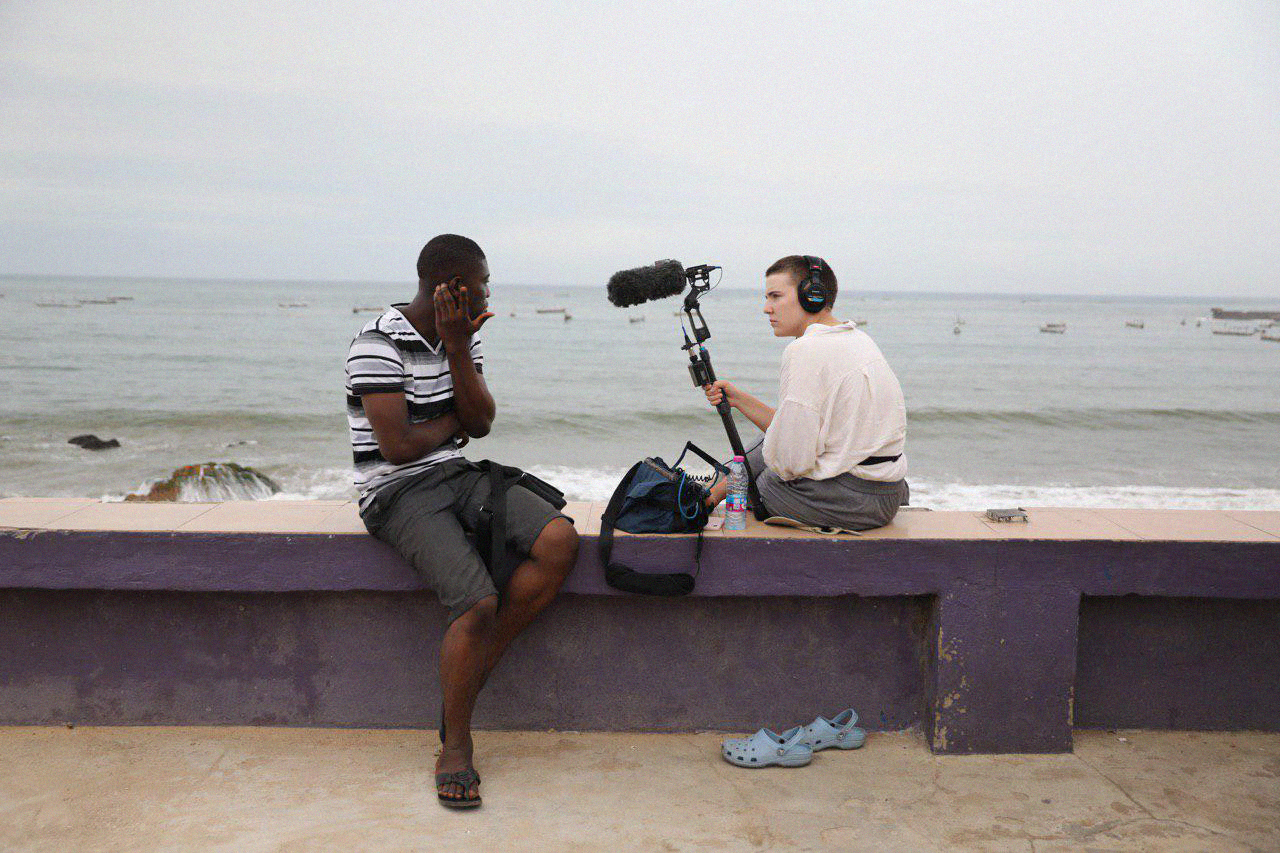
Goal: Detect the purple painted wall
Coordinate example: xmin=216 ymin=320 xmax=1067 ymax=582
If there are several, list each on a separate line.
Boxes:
xmin=2 ymin=529 xmax=1278 ymax=753
xmin=0 ymin=589 xmax=929 ymax=733
xmin=1076 ymin=596 xmax=1280 ymax=731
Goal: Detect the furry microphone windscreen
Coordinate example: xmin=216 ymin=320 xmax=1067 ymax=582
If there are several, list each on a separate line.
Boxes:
xmin=606 ymin=259 xmax=687 ymax=307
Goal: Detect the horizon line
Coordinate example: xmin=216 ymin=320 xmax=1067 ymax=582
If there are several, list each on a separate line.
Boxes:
xmin=0 ymin=271 xmax=1271 ymax=305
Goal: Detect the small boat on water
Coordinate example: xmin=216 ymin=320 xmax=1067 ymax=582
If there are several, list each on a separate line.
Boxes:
xmin=72 ymin=295 xmax=133 ymax=305
xmin=1209 ymin=318 xmax=1268 ymax=336
xmin=1211 ymin=307 xmax=1280 ymax=321
xmin=352 ymin=305 xmax=382 ymax=314
xmin=1124 ymin=320 xmax=1144 ymax=329
xmin=852 ymin=318 xmax=868 ymax=327
xmin=35 ymin=301 xmax=81 ymax=308
xmin=629 ymin=316 xmax=645 ymax=324
xmin=278 ymin=302 xmax=308 ymax=308
xmin=952 ymin=324 xmax=961 ymax=335
xmin=563 ymin=313 xmax=573 ymax=322
xmin=536 ymin=307 xmax=567 ymax=314
xmin=1040 ymin=322 xmax=1066 ymax=334
xmin=1261 ymin=329 xmax=1280 ymax=343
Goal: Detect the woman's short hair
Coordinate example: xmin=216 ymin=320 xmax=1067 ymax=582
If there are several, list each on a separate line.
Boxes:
xmin=765 ymin=255 xmax=838 ymax=307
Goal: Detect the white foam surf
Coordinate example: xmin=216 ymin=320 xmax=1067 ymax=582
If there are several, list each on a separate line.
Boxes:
xmin=102 ymin=460 xmax=1280 ymax=512
xmin=527 ymin=466 xmax=1280 ymax=511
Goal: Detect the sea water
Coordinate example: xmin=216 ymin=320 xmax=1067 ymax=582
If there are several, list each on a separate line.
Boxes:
xmin=1 ymin=274 xmax=1277 ymax=510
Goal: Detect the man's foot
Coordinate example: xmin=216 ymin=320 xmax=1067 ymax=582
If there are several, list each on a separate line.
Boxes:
xmin=435 ymin=747 xmax=481 ymax=808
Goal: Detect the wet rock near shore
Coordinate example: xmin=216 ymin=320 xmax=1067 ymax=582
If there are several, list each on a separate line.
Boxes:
xmin=124 ymin=462 xmax=281 ymax=502
xmin=68 ymin=434 xmax=121 ymax=451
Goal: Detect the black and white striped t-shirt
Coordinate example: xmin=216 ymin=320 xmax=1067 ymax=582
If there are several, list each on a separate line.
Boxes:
xmin=345 ymin=305 xmax=484 ymax=511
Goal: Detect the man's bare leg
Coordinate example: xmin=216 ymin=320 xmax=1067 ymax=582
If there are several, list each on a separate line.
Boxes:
xmin=436 ymin=594 xmax=498 ymax=804
xmin=435 ymin=520 xmax=578 ymax=803
xmin=485 ymin=518 xmax=579 ymax=674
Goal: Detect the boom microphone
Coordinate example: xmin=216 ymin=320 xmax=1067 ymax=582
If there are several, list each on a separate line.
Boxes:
xmin=606 ymin=259 xmax=687 ymax=307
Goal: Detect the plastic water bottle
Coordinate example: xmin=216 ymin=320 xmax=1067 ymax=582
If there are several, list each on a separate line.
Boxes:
xmin=725 ymin=456 xmax=748 ymax=530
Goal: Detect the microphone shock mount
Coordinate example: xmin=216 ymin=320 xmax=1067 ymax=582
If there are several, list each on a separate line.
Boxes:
xmin=678 ymin=265 xmax=765 ymax=520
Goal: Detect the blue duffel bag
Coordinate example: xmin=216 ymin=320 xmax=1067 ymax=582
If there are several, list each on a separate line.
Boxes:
xmin=598 ymin=442 xmax=725 ymax=596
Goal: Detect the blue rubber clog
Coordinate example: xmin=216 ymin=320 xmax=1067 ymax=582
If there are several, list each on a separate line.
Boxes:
xmin=721 ymin=726 xmax=813 ymax=768
xmin=801 ymin=708 xmax=866 ymax=751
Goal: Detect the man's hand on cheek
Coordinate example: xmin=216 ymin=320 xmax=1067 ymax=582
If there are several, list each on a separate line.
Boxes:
xmin=434 ymin=283 xmax=494 ymax=349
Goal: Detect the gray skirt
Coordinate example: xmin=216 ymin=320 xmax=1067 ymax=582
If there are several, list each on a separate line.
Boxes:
xmin=744 ymin=438 xmax=909 ymax=532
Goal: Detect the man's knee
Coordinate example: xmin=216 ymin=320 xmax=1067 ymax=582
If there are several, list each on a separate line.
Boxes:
xmin=454 ymin=594 xmax=499 ymax=637
xmin=533 ymin=518 xmax=579 ymax=568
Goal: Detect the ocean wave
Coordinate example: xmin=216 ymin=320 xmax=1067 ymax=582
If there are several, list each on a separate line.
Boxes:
xmin=451 ymin=406 xmax=1280 ymax=439
xmin=105 ymin=460 xmax=1280 ymax=509
xmin=9 ymin=404 xmax=1277 ymax=440
xmin=511 ymin=409 xmax=709 ymax=435
xmin=513 ymin=467 xmax=1280 ymax=510
xmin=907 ymin=482 xmax=1280 ymax=511
xmin=27 ymin=461 xmax=1280 ymax=511
xmin=906 ymin=407 xmax=1280 ymax=429
xmin=1 ymin=409 xmax=342 ymax=432
xmin=270 ymin=467 xmax=359 ymax=501
xmin=524 ymin=464 xmax=630 ymax=502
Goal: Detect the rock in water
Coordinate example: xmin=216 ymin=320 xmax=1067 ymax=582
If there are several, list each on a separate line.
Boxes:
xmin=125 ymin=462 xmax=281 ymax=502
xmin=68 ymin=434 xmax=121 ymax=450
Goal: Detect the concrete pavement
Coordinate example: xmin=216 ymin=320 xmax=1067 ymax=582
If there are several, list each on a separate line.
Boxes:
xmin=2 ymin=727 xmax=1277 ymax=851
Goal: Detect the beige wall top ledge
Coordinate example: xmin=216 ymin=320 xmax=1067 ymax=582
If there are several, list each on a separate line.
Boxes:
xmin=1 ymin=499 xmax=1278 ymax=543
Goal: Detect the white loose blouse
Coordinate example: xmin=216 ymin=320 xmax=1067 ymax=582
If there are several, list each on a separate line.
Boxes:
xmin=762 ymin=321 xmax=908 ymax=483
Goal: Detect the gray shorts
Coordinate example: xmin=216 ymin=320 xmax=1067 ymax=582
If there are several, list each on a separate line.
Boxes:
xmin=360 ymin=459 xmax=570 ymax=622
xmin=744 ymin=438 xmax=909 ymax=532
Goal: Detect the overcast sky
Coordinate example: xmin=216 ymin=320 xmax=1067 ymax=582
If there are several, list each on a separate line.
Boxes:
xmin=2 ymin=1 xmax=1277 ymax=296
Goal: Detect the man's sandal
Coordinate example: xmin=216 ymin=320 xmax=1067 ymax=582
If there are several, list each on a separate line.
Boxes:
xmin=436 ymin=768 xmax=482 ymax=809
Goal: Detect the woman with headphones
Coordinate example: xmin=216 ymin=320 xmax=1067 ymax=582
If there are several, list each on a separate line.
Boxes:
xmin=703 ymin=255 xmax=910 ymax=531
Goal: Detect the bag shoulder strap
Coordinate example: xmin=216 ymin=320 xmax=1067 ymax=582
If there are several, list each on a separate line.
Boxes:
xmin=477 ymin=460 xmax=526 ymax=590
xmin=597 ymin=460 xmax=642 ymax=576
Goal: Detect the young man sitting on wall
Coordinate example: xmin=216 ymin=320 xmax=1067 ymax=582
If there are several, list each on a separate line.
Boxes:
xmin=346 ymin=234 xmax=580 ymax=809
xmin=703 ymin=255 xmax=909 ymax=531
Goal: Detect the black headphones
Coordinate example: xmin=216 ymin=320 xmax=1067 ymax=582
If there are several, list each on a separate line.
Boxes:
xmin=798 ymin=255 xmax=828 ymax=313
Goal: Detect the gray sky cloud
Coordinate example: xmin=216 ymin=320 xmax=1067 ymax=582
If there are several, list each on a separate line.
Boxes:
xmin=1 ymin=0 xmax=1277 ymax=295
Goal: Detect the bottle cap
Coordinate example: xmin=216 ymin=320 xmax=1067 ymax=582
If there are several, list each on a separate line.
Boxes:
xmin=732 ymin=455 xmax=744 ymax=462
